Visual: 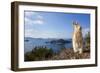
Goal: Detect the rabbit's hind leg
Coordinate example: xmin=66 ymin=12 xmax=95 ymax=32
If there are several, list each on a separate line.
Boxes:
xmin=78 ymin=48 xmax=83 ymax=54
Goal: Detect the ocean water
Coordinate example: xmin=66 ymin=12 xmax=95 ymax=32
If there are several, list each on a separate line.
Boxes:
xmin=24 ymin=37 xmax=72 ymax=53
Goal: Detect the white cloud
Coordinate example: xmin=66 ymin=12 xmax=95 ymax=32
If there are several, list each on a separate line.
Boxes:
xmin=25 ymin=12 xmax=45 ymax=25
xmin=25 ymin=11 xmax=37 ymax=17
xmin=82 ymin=28 xmax=90 ymax=37
xmin=25 ymin=27 xmax=89 ymax=39
xmin=25 ymin=29 xmax=66 ymax=39
xmin=33 ymin=19 xmax=44 ymax=25
xmin=25 ymin=17 xmax=44 ymax=25
xmin=25 ymin=17 xmax=33 ymax=25
xmin=25 ymin=29 xmax=38 ymax=38
xmin=37 ymin=15 xmax=43 ymax=19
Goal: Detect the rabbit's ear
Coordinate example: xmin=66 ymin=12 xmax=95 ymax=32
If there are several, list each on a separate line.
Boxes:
xmin=73 ymin=21 xmax=78 ymax=25
xmin=80 ymin=26 xmax=82 ymax=30
xmin=72 ymin=21 xmax=76 ymax=25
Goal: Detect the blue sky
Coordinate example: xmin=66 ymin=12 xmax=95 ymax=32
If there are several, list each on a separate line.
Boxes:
xmin=24 ymin=11 xmax=90 ymax=39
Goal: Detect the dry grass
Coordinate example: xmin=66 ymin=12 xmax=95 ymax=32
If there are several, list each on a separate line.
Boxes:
xmin=51 ymin=48 xmax=90 ymax=60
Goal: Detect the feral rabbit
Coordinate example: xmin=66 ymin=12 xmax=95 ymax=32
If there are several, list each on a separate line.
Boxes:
xmin=72 ymin=21 xmax=83 ymax=54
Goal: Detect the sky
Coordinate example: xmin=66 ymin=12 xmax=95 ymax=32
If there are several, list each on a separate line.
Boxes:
xmin=24 ymin=11 xmax=90 ymax=39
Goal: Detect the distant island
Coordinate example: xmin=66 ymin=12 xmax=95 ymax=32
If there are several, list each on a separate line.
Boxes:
xmin=49 ymin=39 xmax=71 ymax=44
xmin=25 ymin=37 xmax=72 ymax=44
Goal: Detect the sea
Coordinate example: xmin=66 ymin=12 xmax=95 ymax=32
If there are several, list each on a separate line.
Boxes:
xmin=24 ymin=37 xmax=72 ymax=53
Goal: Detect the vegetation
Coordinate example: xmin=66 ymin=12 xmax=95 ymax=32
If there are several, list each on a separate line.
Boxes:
xmin=50 ymin=39 xmax=71 ymax=44
xmin=85 ymin=32 xmax=90 ymax=43
xmin=85 ymin=31 xmax=90 ymax=50
xmin=25 ymin=46 xmax=54 ymax=61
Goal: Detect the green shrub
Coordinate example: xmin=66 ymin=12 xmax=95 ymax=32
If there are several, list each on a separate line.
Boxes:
xmin=24 ymin=46 xmax=54 ymax=61
xmin=85 ymin=31 xmax=90 ymax=49
xmin=85 ymin=32 xmax=90 ymax=44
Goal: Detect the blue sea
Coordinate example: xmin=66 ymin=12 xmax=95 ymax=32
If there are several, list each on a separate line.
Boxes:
xmin=24 ymin=37 xmax=72 ymax=53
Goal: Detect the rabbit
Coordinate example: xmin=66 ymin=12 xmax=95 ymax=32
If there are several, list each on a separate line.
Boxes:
xmin=72 ymin=21 xmax=83 ymax=54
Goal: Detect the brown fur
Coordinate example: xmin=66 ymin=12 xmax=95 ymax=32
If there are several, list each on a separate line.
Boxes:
xmin=72 ymin=21 xmax=83 ymax=54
